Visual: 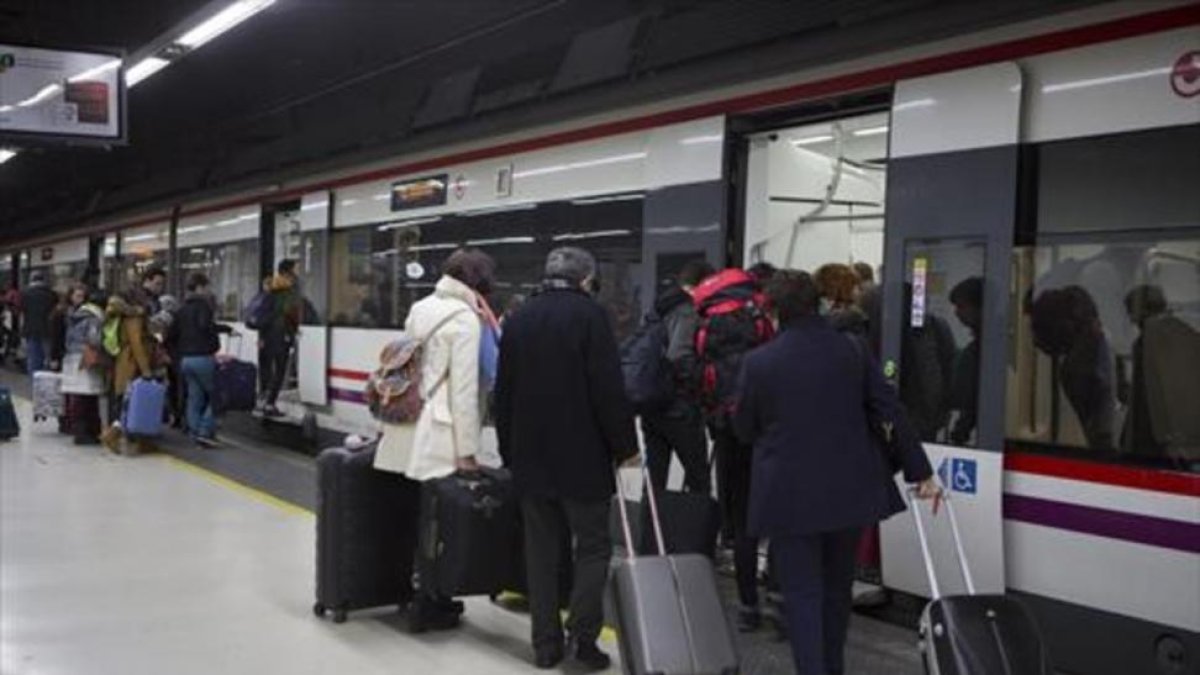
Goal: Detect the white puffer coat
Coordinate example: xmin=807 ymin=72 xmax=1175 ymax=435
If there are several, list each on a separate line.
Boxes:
xmin=373 ymin=275 xmax=483 ymax=481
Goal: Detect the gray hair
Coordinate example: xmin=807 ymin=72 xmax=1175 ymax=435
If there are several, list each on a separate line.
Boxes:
xmin=544 ymin=247 xmax=596 ymax=285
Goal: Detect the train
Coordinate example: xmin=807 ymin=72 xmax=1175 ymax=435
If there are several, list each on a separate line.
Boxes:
xmin=3 ymin=2 xmax=1196 ymax=673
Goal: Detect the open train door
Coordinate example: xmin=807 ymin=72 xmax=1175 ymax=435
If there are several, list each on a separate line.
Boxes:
xmin=293 ymin=192 xmax=331 ymax=406
xmin=878 ymin=63 xmax=1023 ymax=597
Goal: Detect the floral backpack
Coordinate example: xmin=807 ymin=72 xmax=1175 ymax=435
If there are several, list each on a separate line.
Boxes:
xmin=365 ymin=309 xmax=466 ymax=425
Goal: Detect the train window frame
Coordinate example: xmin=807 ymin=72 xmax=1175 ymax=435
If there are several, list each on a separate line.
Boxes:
xmin=1006 ymin=123 xmax=1200 ymax=473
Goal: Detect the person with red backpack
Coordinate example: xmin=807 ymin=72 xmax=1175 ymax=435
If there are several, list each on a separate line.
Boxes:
xmin=692 ymin=262 xmax=776 ymax=631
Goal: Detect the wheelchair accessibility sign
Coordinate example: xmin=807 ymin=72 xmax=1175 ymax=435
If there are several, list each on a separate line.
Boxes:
xmin=938 ymin=457 xmax=978 ymax=495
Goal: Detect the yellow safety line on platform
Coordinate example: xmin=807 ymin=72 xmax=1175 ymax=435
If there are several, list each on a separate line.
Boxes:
xmin=162 ymin=455 xmax=314 ymax=518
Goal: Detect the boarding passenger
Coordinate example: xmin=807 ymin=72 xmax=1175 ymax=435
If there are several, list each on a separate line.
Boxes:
xmin=373 ymin=248 xmax=496 ymax=630
xmin=100 ymin=293 xmax=158 ymax=453
xmin=19 ymin=270 xmax=58 ymax=374
xmin=260 ymin=260 xmax=302 ymax=417
xmin=495 ymin=247 xmax=636 ymax=671
xmin=60 ymin=285 xmax=106 ymax=446
xmin=170 ymin=274 xmax=233 ymax=447
xmin=855 ymin=262 xmax=884 ymax=356
xmin=948 ymin=277 xmax=983 ymax=446
xmin=130 ymin=266 xmax=166 ymax=316
xmin=733 ymin=270 xmax=937 ymax=675
xmin=641 ymin=259 xmax=713 ymax=493
xmin=815 ymin=263 xmax=868 ymax=340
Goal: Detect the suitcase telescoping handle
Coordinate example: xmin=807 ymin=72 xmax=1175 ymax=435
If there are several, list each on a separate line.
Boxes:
xmin=612 ymin=459 xmax=668 ymax=561
xmin=906 ymin=488 xmax=976 ymax=600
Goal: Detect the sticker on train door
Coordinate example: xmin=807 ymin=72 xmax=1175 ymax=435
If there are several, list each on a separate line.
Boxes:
xmin=938 ymin=457 xmax=978 ymax=495
xmin=911 ymin=257 xmax=928 ymax=328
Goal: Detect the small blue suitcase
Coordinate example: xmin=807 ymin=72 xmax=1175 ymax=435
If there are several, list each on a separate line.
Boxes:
xmin=123 ymin=378 xmax=166 ymax=437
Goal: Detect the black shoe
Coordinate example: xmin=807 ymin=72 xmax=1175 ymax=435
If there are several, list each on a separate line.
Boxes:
xmin=73 ymin=436 xmax=101 ymax=446
xmin=534 ymin=647 xmax=564 ymax=670
xmin=407 ymin=598 xmax=461 ymax=633
xmin=573 ymin=642 xmax=611 ymax=671
xmin=737 ymin=608 xmax=762 ymax=633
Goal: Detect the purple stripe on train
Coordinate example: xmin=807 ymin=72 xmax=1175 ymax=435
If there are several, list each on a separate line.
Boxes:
xmin=328 ymin=386 xmax=367 ymax=404
xmin=1003 ymin=494 xmax=1200 ymax=555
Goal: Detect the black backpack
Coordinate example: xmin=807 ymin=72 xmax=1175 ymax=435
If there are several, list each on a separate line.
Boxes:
xmin=620 ymin=313 xmax=673 ymax=414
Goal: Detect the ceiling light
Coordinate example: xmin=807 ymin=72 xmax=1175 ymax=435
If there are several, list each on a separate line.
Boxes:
xmin=852 ymin=125 xmax=889 ymax=137
xmin=126 ymin=57 xmax=170 ymax=87
xmin=0 ymin=149 xmax=17 ymax=165
xmin=177 ymin=0 xmax=276 ymax=49
xmin=792 ymin=135 xmax=833 ymax=146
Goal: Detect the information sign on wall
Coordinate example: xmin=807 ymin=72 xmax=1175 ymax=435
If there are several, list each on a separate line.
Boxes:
xmin=0 ymin=44 xmax=124 ymax=143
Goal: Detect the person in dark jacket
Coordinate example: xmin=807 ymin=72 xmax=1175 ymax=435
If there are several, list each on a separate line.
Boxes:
xmin=734 ymin=270 xmax=936 ymax=675
xmin=20 ymin=270 xmax=59 ymax=374
xmin=495 ymin=247 xmax=637 ymax=672
xmin=260 ymin=259 xmax=302 ymax=416
xmin=642 ymin=259 xmax=714 ymax=493
xmin=168 ymin=273 xmax=232 ymax=447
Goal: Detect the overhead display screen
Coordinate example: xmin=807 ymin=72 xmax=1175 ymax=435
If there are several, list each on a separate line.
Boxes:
xmin=0 ymin=43 xmax=124 ymax=142
xmin=391 ymin=174 xmax=448 ymax=212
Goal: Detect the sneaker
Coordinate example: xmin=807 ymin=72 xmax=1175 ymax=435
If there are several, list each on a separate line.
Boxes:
xmin=194 ymin=435 xmax=221 ymax=449
xmin=737 ymin=607 xmax=762 ymax=633
xmin=573 ymin=642 xmax=611 ymax=672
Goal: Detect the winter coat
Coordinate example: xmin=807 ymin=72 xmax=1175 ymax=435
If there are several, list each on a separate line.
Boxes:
xmin=495 ymin=283 xmax=638 ymax=501
xmin=61 ymin=303 xmax=105 ymax=396
xmin=263 ymin=274 xmax=302 ymax=341
xmin=374 ymin=275 xmax=485 ymax=481
xmin=20 ymin=282 xmax=57 ymax=339
xmin=108 ymin=296 xmax=156 ymax=396
xmin=655 ymin=286 xmax=702 ymax=416
xmin=170 ymin=293 xmax=231 ymax=357
xmin=733 ymin=316 xmax=932 ymax=538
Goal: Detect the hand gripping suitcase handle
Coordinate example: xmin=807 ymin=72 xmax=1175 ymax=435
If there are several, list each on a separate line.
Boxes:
xmin=905 ymin=488 xmax=976 ymax=600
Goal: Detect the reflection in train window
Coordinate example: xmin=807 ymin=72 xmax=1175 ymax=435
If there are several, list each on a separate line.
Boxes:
xmin=330 ymin=194 xmax=645 ymax=338
xmin=1007 ymin=125 xmax=1200 ymax=471
xmin=176 ymin=239 xmax=262 ymax=322
xmin=899 ymin=241 xmax=985 ymax=448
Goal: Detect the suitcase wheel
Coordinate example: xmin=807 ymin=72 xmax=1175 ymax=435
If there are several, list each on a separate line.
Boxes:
xmin=313 ymin=602 xmax=326 ymax=618
xmin=332 ymin=609 xmax=348 ymax=624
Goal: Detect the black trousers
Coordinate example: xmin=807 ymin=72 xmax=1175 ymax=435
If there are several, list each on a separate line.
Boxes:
xmin=521 ymin=496 xmax=611 ymax=654
xmin=260 ymin=337 xmax=293 ymax=406
xmin=773 ymin=527 xmax=862 ymax=675
xmin=642 ymin=405 xmax=710 ymax=494
xmin=710 ymin=422 xmax=759 ymax=609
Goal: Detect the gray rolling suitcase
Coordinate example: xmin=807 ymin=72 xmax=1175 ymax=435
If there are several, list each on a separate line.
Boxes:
xmin=609 ymin=466 xmax=738 ymax=675
xmin=909 ymin=490 xmax=1051 ymax=675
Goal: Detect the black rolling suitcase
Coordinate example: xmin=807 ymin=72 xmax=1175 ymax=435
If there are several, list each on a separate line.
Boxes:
xmin=609 ymin=468 xmax=738 ymax=675
xmin=909 ymin=490 xmax=1051 ymax=675
xmin=314 ymin=445 xmax=420 ymax=623
xmin=417 ymin=467 xmax=520 ymax=599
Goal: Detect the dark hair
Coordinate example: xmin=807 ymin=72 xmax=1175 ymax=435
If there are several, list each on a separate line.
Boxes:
xmin=950 ymin=277 xmax=984 ymax=310
xmin=852 ymin=261 xmax=875 ymax=285
xmin=442 ymin=248 xmax=496 ymax=293
xmin=766 ymin=270 xmax=820 ymax=325
xmin=278 ymin=259 xmax=297 ymax=275
xmin=1125 ymin=285 xmax=1168 ymax=323
xmin=142 ymin=266 xmax=166 ymax=282
xmin=747 ymin=262 xmax=778 ymax=287
xmin=1029 ymin=286 xmax=1100 ymax=356
xmin=186 ymin=273 xmax=210 ymax=292
xmin=677 ymin=260 xmax=715 ymax=288
xmin=815 ymin=263 xmax=860 ymax=306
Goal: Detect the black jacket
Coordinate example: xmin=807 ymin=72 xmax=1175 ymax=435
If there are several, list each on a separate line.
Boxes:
xmin=496 ymin=286 xmax=638 ymax=501
xmin=170 ymin=294 xmax=231 ymax=358
xmin=20 ymin=283 xmax=58 ymax=339
xmin=734 ymin=316 xmax=932 ymax=538
xmin=654 ymin=286 xmax=702 ymax=415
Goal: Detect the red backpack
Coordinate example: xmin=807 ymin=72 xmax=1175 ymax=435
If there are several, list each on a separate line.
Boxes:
xmin=692 ymin=269 xmax=774 ymax=418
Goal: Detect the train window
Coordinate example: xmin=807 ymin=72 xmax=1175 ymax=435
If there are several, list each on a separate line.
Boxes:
xmin=329 ymin=195 xmax=645 ymax=337
xmin=899 ymin=240 xmax=986 ymax=448
xmin=176 ymin=239 xmax=262 ymax=322
xmin=1008 ymin=126 xmax=1200 ymax=472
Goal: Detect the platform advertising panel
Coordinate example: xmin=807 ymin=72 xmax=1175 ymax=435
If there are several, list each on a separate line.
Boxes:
xmin=0 ymin=44 xmax=124 ymax=142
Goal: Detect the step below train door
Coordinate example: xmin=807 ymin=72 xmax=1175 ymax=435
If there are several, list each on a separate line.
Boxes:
xmin=878 ymin=62 xmax=1023 ymax=598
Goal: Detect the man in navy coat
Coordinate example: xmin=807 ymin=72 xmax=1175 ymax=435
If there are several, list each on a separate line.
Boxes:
xmin=734 ymin=270 xmax=937 ymax=675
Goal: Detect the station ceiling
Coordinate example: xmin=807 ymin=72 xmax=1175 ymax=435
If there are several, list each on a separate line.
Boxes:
xmin=0 ymin=0 xmax=1100 ymax=245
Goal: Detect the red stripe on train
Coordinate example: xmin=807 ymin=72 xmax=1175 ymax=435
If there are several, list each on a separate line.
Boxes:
xmin=327 ymin=368 xmax=370 ymax=382
xmin=1005 ymin=451 xmax=1200 ymax=498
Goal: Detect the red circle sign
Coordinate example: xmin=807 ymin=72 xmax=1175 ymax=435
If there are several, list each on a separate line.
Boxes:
xmin=1170 ymin=50 xmax=1200 ymax=98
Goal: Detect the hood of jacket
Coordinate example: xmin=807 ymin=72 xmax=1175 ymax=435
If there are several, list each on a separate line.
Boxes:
xmin=434 ymin=275 xmax=478 ymax=308
xmin=270 ymin=273 xmax=296 ymax=293
xmin=106 ymin=295 xmax=145 ymax=319
xmin=71 ymin=302 xmax=105 ymax=322
xmin=654 ymin=285 xmax=691 ymax=318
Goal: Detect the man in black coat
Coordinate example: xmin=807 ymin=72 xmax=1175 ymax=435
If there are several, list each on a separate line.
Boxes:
xmin=734 ymin=270 xmax=936 ymax=675
xmin=495 ymin=246 xmax=637 ymax=672
xmin=19 ymin=270 xmax=59 ymax=374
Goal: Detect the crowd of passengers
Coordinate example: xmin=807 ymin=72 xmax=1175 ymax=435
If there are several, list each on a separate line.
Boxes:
xmin=11 ymin=260 xmax=307 ymax=451
xmin=369 ymin=245 xmax=938 ymax=675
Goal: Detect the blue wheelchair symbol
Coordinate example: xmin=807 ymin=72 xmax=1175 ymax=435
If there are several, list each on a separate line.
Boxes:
xmin=937 ymin=457 xmax=978 ymax=495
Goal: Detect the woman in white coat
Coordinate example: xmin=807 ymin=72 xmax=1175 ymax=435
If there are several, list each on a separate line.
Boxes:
xmin=374 ymin=247 xmax=496 ymax=630
xmin=60 ymin=285 xmax=107 ymax=445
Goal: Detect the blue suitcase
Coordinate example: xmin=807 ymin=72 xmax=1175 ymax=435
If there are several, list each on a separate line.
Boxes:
xmin=123 ymin=378 xmax=166 ymax=437
xmin=213 ymin=359 xmax=257 ymax=413
xmin=0 ymin=386 xmax=20 ymax=440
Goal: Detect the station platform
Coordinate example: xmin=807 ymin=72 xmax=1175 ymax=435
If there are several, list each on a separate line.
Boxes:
xmin=0 ymin=376 xmax=923 ymax=674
